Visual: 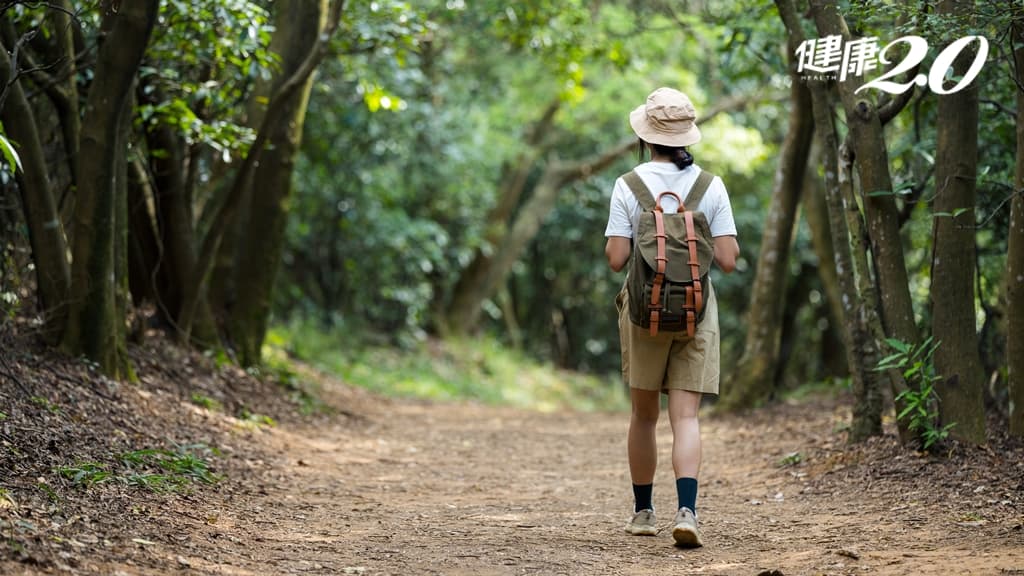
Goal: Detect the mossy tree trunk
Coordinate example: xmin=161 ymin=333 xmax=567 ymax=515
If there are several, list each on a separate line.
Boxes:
xmin=837 ymin=141 xmax=885 ymax=441
xmin=226 ymin=0 xmax=326 ymax=366
xmin=113 ymin=89 xmax=136 ymax=379
xmin=930 ymin=0 xmax=987 ymax=444
xmin=1007 ymin=16 xmax=1024 ymax=437
xmin=63 ymin=0 xmax=159 ymax=377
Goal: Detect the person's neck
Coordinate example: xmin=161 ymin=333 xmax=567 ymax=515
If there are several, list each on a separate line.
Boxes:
xmin=650 ymin=154 xmax=673 ymax=163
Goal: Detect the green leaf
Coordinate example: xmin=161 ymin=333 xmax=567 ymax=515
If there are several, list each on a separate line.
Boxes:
xmin=0 ymin=132 xmax=22 ymax=173
xmin=877 ymin=353 xmax=905 ymax=366
xmin=885 ymin=338 xmax=910 ymax=353
xmin=897 ymin=404 xmax=915 ymax=420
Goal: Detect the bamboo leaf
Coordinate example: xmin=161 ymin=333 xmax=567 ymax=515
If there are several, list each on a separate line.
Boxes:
xmin=0 ymin=132 xmax=22 ymax=173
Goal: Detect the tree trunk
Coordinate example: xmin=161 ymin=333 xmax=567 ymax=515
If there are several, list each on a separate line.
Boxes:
xmin=63 ymin=0 xmax=159 ymax=377
xmin=0 ymin=30 xmax=72 ymax=336
xmin=1007 ymin=17 xmax=1024 ymax=437
xmin=142 ymin=111 xmax=191 ymax=320
xmin=808 ymin=0 xmax=916 ymax=443
xmin=809 ymin=0 xmax=919 ymax=347
xmin=772 ymin=260 xmax=814 ymax=389
xmin=441 ymin=100 xmax=561 ymax=334
xmin=226 ymin=0 xmax=326 ymax=366
xmin=127 ymin=154 xmax=159 ymax=306
xmin=803 ymin=162 xmax=849 ymax=380
xmin=930 ymin=0 xmax=986 ymax=444
xmin=177 ymin=0 xmax=345 ymax=342
xmin=113 ymin=89 xmax=136 ymax=379
xmin=721 ymin=51 xmax=813 ymax=410
xmin=778 ymin=0 xmax=887 ymax=441
xmin=0 ymin=33 xmax=71 ymax=339
xmin=46 ymin=1 xmax=81 ymax=190
xmin=838 ymin=141 xmax=885 ymax=441
xmin=803 ymin=156 xmax=845 ymax=350
xmin=444 ymin=139 xmax=634 ymax=334
xmin=208 ymin=55 xmax=280 ymax=322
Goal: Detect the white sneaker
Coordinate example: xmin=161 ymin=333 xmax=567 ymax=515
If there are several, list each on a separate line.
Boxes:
xmin=625 ymin=508 xmax=658 ymax=536
xmin=672 ymin=507 xmax=703 ymax=547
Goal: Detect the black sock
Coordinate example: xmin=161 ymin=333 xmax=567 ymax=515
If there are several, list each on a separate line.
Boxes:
xmin=676 ymin=477 xmax=698 ymax=512
xmin=632 ymin=483 xmax=653 ymax=512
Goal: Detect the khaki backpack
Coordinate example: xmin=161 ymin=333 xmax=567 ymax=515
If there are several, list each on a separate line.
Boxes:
xmin=623 ymin=170 xmax=716 ymax=337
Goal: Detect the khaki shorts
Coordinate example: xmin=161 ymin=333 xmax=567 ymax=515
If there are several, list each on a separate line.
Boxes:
xmin=616 ymin=281 xmax=720 ymax=395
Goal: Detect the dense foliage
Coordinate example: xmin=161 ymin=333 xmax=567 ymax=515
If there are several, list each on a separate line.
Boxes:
xmin=0 ymin=0 xmax=1021 ymax=441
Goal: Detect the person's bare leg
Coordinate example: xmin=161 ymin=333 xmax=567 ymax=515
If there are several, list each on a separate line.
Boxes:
xmin=628 ymin=388 xmax=660 ymax=487
xmin=668 ymin=388 xmax=704 ymax=546
xmin=625 ymin=388 xmax=661 ymax=535
xmin=667 ymin=389 xmax=702 ymax=480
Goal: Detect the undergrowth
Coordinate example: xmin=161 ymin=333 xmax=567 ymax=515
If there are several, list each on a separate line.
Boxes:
xmin=55 ymin=444 xmax=221 ymax=493
xmin=265 ymin=321 xmax=627 ymax=412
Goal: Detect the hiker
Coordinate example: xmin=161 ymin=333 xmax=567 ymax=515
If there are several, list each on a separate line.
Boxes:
xmin=604 ymin=87 xmax=739 ymax=547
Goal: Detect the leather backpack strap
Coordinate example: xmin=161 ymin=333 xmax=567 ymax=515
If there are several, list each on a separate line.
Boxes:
xmin=684 ymin=211 xmax=702 ymax=338
xmin=684 ymin=211 xmax=703 ymax=312
xmin=649 ymin=208 xmax=668 ymax=337
xmin=683 ymin=170 xmax=715 ymax=210
xmin=681 ymin=170 xmax=712 ymax=338
xmin=623 ymin=171 xmax=656 ymax=211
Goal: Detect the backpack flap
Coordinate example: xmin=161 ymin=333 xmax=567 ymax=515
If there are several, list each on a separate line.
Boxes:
xmin=636 ymin=212 xmax=714 ymax=283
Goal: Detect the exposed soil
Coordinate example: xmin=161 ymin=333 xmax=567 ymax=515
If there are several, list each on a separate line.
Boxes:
xmin=2 ymin=328 xmax=1023 ymax=575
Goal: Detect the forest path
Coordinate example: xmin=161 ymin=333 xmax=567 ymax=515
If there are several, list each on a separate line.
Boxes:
xmin=99 ymin=388 xmax=1024 ymax=575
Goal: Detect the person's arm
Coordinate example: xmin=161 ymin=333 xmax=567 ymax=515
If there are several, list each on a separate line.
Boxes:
xmin=713 ymin=235 xmax=739 ymax=273
xmin=606 ymin=236 xmax=631 ymax=272
xmin=605 ymin=177 xmax=633 ymax=272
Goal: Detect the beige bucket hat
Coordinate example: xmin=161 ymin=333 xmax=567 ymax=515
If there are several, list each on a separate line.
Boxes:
xmin=629 ymin=87 xmax=702 ymax=147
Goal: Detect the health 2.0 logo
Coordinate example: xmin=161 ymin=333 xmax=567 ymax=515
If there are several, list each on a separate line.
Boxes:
xmin=795 ymin=35 xmax=988 ymax=95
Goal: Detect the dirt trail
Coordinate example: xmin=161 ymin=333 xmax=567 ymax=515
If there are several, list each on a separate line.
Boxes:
xmin=20 ymin=381 xmax=1024 ymax=576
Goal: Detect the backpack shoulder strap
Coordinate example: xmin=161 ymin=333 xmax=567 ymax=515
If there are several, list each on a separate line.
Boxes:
xmin=683 ymin=170 xmax=715 ymax=210
xmin=622 ymin=170 xmax=656 ymax=211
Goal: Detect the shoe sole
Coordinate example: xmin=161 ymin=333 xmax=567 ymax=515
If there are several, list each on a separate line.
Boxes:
xmin=625 ymin=525 xmax=658 ymax=536
xmin=672 ymin=526 xmax=703 ymax=547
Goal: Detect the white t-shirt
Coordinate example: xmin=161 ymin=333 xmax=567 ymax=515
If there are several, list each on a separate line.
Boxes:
xmin=604 ymin=162 xmax=737 ymax=239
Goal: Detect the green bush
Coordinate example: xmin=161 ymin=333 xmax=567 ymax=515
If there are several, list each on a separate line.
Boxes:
xmin=876 ymin=337 xmax=954 ymax=451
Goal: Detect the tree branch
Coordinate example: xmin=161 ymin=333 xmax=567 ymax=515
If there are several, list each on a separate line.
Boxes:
xmin=0 ymin=1 xmax=78 ymax=19
xmin=981 ymin=98 xmax=1017 ymax=119
xmin=878 ymin=80 xmax=919 ymax=126
xmin=0 ymin=28 xmax=35 ymax=112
